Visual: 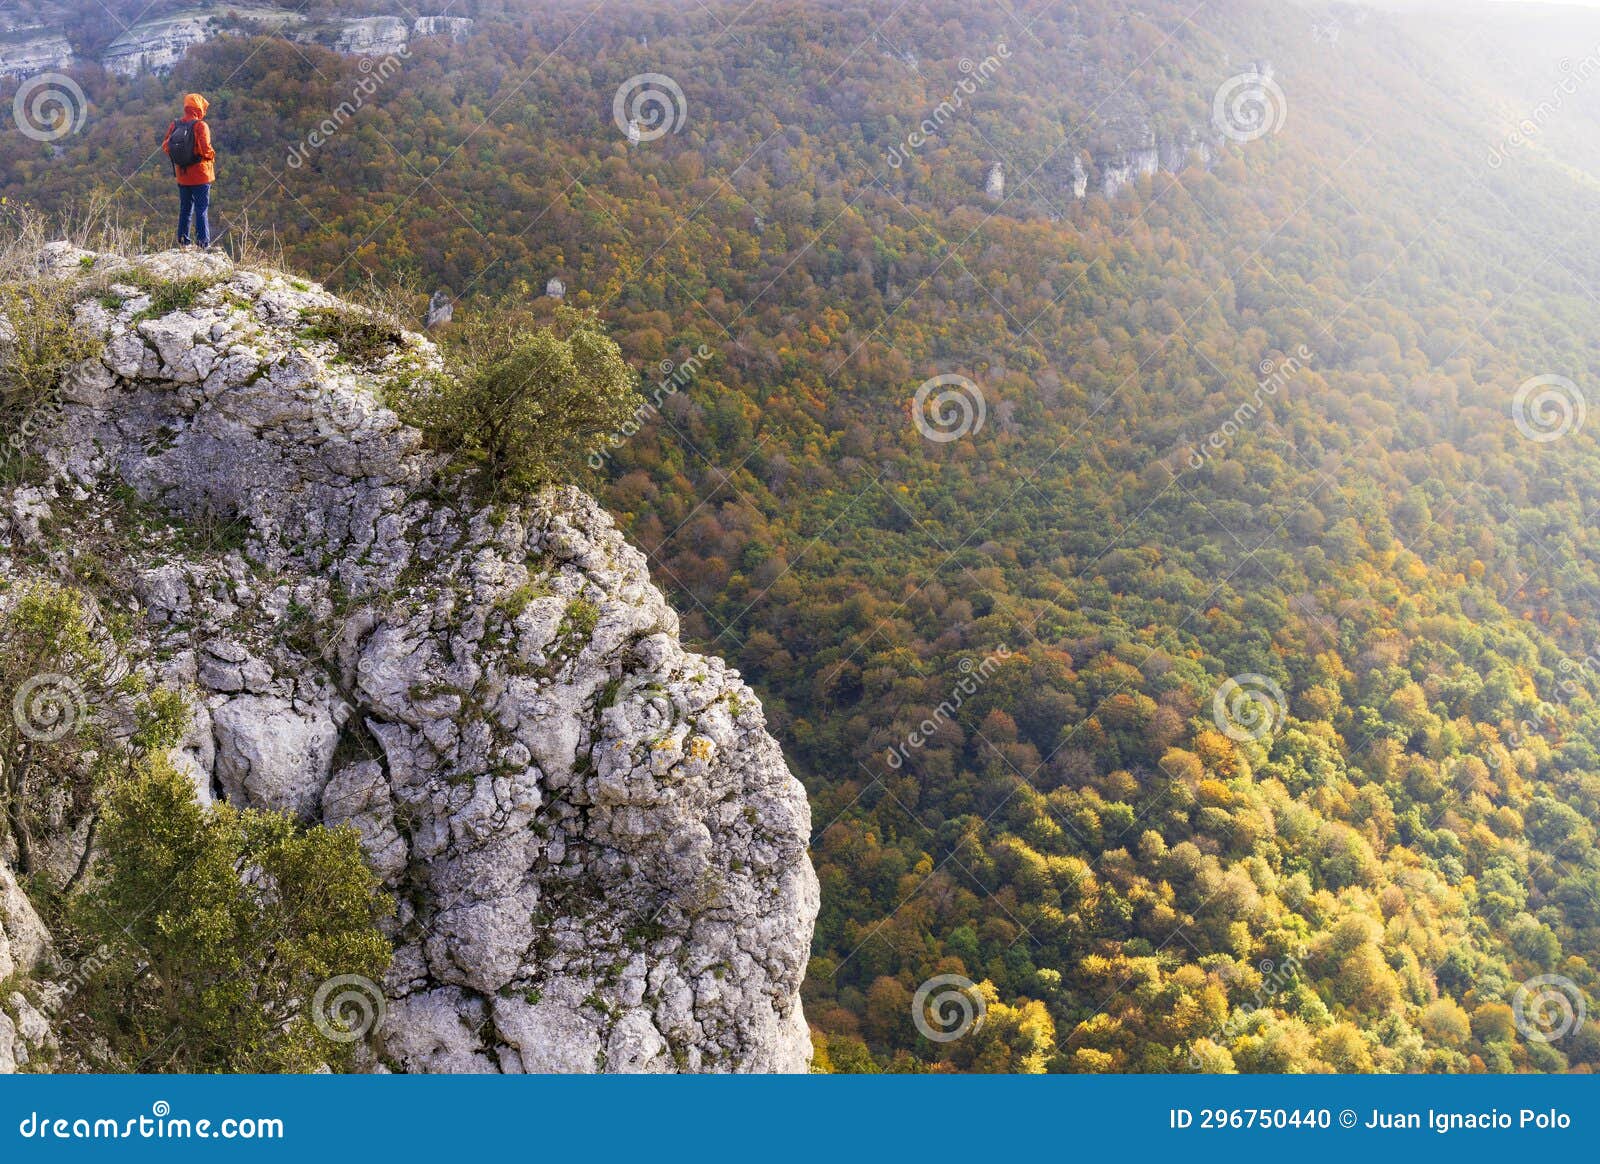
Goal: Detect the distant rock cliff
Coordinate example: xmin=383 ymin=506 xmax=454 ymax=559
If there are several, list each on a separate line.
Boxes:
xmin=1092 ymin=128 xmax=1216 ymax=200
xmin=0 ymin=26 xmax=73 ymax=77
xmin=100 ymin=14 xmax=219 ymax=77
xmin=0 ymin=245 xmax=818 ymax=1073
xmin=0 ymin=8 xmax=475 ymax=79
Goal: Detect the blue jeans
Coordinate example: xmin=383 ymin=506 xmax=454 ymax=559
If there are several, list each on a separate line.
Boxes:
xmin=178 ymin=183 xmax=210 ymax=247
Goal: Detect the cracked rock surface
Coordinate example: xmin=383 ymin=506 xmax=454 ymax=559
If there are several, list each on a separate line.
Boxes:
xmin=0 ymin=860 xmax=56 ymax=1072
xmin=0 ymin=245 xmax=818 ymax=1073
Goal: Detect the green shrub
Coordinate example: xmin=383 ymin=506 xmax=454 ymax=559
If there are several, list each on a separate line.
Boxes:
xmin=124 ymin=269 xmax=220 ymax=317
xmin=395 ymin=305 xmax=641 ymax=495
xmin=69 ymin=759 xmax=393 ymax=1072
xmin=0 ymin=584 xmax=113 ymax=876
xmin=0 ymin=281 xmax=99 ymax=459
xmin=301 ymin=304 xmax=404 ymax=365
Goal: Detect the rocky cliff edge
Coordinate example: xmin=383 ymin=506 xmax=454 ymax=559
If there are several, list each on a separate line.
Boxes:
xmin=0 ymin=244 xmax=818 ymax=1073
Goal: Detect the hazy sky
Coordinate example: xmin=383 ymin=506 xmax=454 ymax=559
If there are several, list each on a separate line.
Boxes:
xmin=1383 ymin=0 xmax=1600 ymax=9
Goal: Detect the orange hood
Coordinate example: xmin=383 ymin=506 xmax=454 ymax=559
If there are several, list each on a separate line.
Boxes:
xmin=183 ymin=93 xmax=208 ymax=119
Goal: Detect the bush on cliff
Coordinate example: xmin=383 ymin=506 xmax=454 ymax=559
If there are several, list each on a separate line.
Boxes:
xmin=67 ymin=760 xmax=393 ymax=1072
xmin=395 ymin=304 xmax=641 ymax=496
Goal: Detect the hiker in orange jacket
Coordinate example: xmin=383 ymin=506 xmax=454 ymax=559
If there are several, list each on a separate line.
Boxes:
xmin=162 ymin=93 xmax=216 ymax=249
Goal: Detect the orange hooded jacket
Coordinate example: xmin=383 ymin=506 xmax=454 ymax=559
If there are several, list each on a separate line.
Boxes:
xmin=162 ymin=93 xmax=215 ymax=186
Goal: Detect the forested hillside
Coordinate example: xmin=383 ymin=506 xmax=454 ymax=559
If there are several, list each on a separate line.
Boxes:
xmin=6 ymin=0 xmax=1600 ymax=1072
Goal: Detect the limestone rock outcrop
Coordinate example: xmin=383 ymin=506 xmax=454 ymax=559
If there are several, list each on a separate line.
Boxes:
xmin=0 ymin=245 xmax=817 ymax=1073
xmin=102 ymin=15 xmax=217 ymax=77
xmin=0 ymin=861 xmax=55 ymax=1072
xmin=0 ymin=24 xmax=74 ymax=78
xmin=2 ymin=9 xmax=477 ymax=79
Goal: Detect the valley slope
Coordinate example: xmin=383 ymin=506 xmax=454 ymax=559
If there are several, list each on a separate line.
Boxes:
xmin=4 ymin=0 xmax=1600 ymax=1071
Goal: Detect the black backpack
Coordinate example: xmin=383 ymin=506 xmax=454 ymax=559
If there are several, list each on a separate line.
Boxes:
xmin=167 ymin=119 xmax=199 ymax=170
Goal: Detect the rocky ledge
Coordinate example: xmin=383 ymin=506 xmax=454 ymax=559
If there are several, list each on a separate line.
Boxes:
xmin=0 ymin=245 xmax=818 ymax=1073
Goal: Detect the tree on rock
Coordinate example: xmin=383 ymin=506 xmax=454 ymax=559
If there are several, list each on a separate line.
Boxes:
xmin=68 ymin=759 xmax=393 ymax=1072
xmin=399 ymin=305 xmax=641 ymax=495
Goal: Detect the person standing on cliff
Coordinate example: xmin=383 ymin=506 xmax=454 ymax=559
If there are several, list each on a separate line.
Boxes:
xmin=162 ymin=93 xmax=216 ymax=250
